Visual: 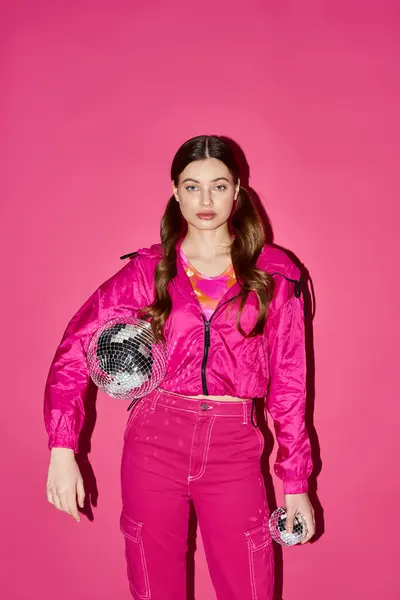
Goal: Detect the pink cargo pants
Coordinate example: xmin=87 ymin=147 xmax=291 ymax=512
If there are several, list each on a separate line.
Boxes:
xmin=120 ymin=388 xmax=274 ymax=600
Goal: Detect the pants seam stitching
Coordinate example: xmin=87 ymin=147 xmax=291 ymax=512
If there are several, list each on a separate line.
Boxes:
xmin=188 ymin=416 xmax=216 ymax=482
xmin=187 ymin=418 xmax=199 ymax=494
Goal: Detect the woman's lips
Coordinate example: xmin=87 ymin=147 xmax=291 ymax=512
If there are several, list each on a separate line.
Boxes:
xmin=196 ymin=212 xmax=216 ymax=220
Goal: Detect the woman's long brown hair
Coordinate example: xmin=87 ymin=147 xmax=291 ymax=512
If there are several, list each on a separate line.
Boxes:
xmin=140 ymin=135 xmax=275 ymax=339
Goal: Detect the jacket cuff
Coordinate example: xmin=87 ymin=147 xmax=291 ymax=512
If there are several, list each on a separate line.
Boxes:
xmin=283 ymin=479 xmax=309 ymax=494
xmin=48 ymin=434 xmax=79 ymax=453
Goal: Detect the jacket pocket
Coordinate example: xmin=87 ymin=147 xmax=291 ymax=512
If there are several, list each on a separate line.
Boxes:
xmin=120 ymin=511 xmax=151 ymax=599
xmin=245 ymin=521 xmax=274 ymax=600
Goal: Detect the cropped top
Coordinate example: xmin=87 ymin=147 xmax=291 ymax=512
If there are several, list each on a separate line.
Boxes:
xmin=179 ymin=246 xmax=237 ymax=320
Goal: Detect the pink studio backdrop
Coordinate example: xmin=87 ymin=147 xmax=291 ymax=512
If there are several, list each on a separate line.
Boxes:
xmin=1 ymin=1 xmax=399 ymax=599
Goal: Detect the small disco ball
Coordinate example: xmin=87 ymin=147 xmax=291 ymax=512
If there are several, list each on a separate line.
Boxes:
xmin=268 ymin=506 xmax=308 ymax=546
xmin=86 ymin=317 xmax=166 ymax=400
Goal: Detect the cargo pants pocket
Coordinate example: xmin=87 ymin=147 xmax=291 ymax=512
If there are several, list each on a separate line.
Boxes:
xmin=245 ymin=521 xmax=274 ymax=600
xmin=120 ymin=510 xmax=151 ymax=599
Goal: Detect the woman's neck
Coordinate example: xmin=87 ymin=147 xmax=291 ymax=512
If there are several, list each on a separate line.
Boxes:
xmin=182 ymin=228 xmax=233 ymax=261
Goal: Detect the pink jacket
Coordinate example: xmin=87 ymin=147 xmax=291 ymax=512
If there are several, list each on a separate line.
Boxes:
xmin=44 ymin=238 xmax=313 ymax=494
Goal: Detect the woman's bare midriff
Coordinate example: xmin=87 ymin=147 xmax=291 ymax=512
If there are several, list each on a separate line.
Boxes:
xmin=159 ymin=389 xmax=249 ymax=403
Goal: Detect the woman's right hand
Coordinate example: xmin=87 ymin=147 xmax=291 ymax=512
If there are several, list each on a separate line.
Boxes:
xmin=46 ymin=448 xmax=85 ymax=522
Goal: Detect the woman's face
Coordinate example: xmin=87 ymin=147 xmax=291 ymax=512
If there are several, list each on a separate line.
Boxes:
xmin=172 ymin=158 xmax=239 ymax=232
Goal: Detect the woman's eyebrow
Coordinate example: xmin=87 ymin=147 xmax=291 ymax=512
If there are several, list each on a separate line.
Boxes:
xmin=181 ymin=177 xmax=230 ymax=184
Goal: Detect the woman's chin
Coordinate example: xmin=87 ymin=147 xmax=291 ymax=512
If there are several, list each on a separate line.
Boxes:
xmin=188 ymin=217 xmax=228 ymax=231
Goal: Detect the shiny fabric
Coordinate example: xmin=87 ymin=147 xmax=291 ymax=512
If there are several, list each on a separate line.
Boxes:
xmin=44 ymin=239 xmax=313 ymax=494
xmin=121 ymin=388 xmax=274 ymax=600
xmin=179 ymin=245 xmax=237 ymax=320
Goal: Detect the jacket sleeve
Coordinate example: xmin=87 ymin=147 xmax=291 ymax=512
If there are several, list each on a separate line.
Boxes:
xmin=43 ymin=255 xmax=150 ymax=452
xmin=265 ymin=275 xmax=313 ymax=494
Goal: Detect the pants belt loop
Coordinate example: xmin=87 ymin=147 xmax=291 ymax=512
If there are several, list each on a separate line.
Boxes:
xmin=242 ymin=402 xmax=248 ymax=425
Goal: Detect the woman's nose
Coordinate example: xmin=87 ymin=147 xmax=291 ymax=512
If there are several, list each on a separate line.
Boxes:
xmin=200 ymin=191 xmax=213 ymax=207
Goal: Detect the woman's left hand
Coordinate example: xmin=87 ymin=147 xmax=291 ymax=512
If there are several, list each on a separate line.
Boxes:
xmin=284 ymin=492 xmax=315 ymax=544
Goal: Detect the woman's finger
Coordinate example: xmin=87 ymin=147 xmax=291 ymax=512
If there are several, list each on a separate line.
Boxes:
xmin=66 ymin=491 xmax=80 ymax=522
xmin=301 ymin=530 xmax=314 ymax=543
xmin=53 ymin=492 xmax=63 ymax=511
xmin=58 ymin=491 xmax=71 ymax=514
xmin=301 ymin=513 xmax=315 ymax=544
xmin=76 ymin=477 xmax=85 ymax=509
xmin=47 ymin=486 xmax=54 ymax=504
xmin=285 ymin=509 xmax=296 ymax=534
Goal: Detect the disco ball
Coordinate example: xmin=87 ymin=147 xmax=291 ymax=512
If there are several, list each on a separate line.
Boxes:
xmin=268 ymin=506 xmax=308 ymax=546
xmin=86 ymin=317 xmax=167 ymax=400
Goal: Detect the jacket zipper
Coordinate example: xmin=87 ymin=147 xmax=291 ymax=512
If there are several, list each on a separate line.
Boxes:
xmin=200 ymin=296 xmax=239 ymax=395
xmin=201 ymin=319 xmax=211 ymax=394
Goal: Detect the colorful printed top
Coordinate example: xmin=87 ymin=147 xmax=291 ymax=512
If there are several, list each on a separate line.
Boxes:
xmin=179 ymin=246 xmax=237 ymax=320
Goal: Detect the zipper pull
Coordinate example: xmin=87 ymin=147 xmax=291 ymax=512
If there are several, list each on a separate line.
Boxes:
xmin=204 ymin=320 xmax=211 ymax=348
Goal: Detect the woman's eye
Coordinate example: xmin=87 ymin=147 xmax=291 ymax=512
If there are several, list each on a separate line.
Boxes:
xmin=185 ymin=184 xmax=227 ymax=192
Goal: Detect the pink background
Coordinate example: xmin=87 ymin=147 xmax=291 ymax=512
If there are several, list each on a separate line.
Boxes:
xmin=1 ymin=1 xmax=399 ymax=599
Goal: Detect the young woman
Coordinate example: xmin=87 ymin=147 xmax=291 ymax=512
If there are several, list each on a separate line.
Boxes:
xmin=44 ymin=135 xmax=315 ymax=600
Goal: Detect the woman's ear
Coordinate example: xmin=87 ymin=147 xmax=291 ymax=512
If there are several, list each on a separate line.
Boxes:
xmin=234 ymin=179 xmax=240 ymax=200
xmin=172 ymin=181 xmax=179 ymax=202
